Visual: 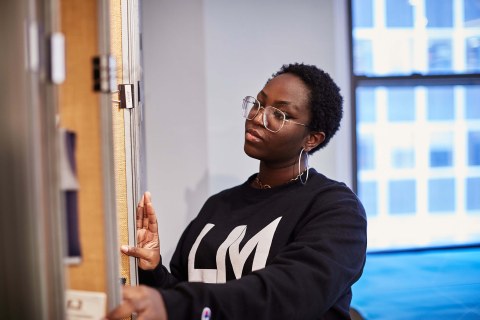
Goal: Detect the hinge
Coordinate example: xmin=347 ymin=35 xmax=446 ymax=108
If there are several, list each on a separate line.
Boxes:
xmin=92 ymin=55 xmax=117 ymax=93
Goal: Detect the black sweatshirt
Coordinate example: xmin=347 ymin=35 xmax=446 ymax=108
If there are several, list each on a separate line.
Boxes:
xmin=139 ymin=168 xmax=367 ymax=320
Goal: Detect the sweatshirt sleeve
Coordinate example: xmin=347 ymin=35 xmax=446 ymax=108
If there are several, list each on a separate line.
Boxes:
xmin=157 ymin=190 xmax=367 ymax=320
xmin=138 ymin=260 xmax=179 ymax=288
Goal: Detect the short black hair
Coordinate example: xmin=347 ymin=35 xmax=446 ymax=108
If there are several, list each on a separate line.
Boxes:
xmin=272 ymin=63 xmax=343 ymax=153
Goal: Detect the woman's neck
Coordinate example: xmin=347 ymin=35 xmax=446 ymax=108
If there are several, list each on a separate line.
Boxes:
xmin=254 ymin=161 xmax=307 ymax=189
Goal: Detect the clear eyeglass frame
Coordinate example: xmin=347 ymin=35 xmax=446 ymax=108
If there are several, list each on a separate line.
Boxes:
xmin=242 ymin=96 xmax=308 ymax=133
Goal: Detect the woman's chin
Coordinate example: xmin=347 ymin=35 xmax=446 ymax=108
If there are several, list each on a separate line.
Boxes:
xmin=243 ymin=144 xmax=261 ymax=160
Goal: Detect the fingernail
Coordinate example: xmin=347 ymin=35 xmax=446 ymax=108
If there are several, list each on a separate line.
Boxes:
xmin=120 ymin=245 xmax=129 ymax=253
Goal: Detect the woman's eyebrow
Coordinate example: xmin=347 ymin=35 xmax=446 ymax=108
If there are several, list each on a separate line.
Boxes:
xmin=258 ymin=91 xmax=293 ymax=106
xmin=258 ymin=91 xmax=299 ymax=111
xmin=273 ymin=100 xmax=292 ymax=106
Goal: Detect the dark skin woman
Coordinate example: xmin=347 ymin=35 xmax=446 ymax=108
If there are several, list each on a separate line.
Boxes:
xmin=107 ymin=63 xmax=366 ymax=320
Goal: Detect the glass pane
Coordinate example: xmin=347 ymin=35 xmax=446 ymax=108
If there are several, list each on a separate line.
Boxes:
xmin=352 ymin=0 xmax=480 ymax=75
xmin=356 ymin=84 xmax=480 ymax=250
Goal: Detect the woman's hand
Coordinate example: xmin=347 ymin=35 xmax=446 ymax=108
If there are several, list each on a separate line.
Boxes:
xmin=121 ymin=192 xmax=161 ymax=270
xmin=105 ymin=285 xmax=168 ymax=320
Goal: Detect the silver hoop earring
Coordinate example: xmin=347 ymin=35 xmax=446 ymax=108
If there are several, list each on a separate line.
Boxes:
xmin=298 ymin=148 xmax=310 ymax=185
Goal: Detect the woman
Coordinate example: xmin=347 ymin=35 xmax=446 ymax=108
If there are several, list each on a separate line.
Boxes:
xmin=107 ymin=63 xmax=367 ymax=320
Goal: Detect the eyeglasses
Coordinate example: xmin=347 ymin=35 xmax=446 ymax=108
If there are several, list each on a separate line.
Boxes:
xmin=242 ymin=96 xmax=308 ymax=133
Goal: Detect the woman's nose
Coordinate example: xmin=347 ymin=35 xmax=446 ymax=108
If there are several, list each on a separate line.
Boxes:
xmin=251 ymin=107 xmax=264 ymax=125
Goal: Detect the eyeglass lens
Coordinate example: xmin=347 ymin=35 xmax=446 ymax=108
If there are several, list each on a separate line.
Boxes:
xmin=243 ymin=97 xmax=285 ymax=132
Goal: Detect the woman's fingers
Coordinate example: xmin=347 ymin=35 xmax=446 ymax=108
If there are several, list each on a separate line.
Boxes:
xmin=144 ymin=193 xmax=158 ymax=233
xmin=127 ymin=192 xmax=160 ymax=270
xmin=120 ymin=245 xmax=152 ymax=260
xmin=106 ymin=286 xmax=153 ymax=320
xmin=136 ymin=193 xmax=145 ymax=229
xmin=105 ymin=289 xmax=136 ymax=319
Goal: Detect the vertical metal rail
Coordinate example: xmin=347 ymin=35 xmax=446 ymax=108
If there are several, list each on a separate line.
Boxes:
xmin=97 ymin=0 xmax=122 ymax=310
xmin=121 ymin=0 xmax=145 ymax=287
xmin=0 ymin=0 xmax=65 ymax=318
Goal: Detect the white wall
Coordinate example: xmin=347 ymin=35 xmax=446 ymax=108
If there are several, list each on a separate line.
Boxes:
xmin=142 ymin=0 xmax=351 ymax=266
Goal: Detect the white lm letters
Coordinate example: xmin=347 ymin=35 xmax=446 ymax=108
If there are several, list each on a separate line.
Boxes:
xmin=188 ymin=217 xmax=282 ymax=283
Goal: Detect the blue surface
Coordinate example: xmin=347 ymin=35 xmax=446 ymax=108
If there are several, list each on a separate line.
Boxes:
xmin=351 ymin=247 xmax=480 ymax=319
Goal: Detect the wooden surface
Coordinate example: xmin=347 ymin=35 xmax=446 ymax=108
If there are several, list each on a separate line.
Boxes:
xmin=110 ymin=0 xmax=132 ymax=287
xmin=59 ymin=0 xmax=107 ymax=292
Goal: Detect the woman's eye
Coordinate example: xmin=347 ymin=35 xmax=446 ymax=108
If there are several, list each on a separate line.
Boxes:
xmin=273 ymin=110 xmax=284 ymax=120
xmin=279 ymin=110 xmax=291 ymax=119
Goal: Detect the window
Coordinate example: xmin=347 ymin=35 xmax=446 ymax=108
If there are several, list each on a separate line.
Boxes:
xmin=427 ymin=87 xmax=454 ymax=120
xmin=466 ymin=86 xmax=480 ymax=118
xmin=428 ymin=178 xmax=456 ymax=212
xmin=467 ymin=177 xmax=480 ymax=210
xmin=465 ymin=0 xmax=480 ymax=25
xmin=429 ymin=131 xmax=453 ymax=167
xmin=386 ymin=0 xmax=413 ymax=27
xmin=426 ymin=0 xmax=453 ymax=28
xmin=389 ymin=180 xmax=416 ymax=214
xmin=358 ymin=181 xmax=378 ymax=217
xmin=469 ymin=131 xmax=480 ymax=166
xmin=351 ymin=0 xmax=480 ymax=251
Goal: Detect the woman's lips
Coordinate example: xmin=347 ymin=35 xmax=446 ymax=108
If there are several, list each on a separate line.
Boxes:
xmin=245 ymin=128 xmax=263 ymax=142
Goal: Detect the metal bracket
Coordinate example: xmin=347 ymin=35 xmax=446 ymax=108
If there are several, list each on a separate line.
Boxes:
xmin=49 ymin=33 xmax=66 ymax=84
xmin=118 ymin=84 xmax=135 ymax=109
xmin=92 ymin=55 xmax=117 ymax=93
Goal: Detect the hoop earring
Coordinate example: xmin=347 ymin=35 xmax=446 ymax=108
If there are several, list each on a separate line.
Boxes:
xmin=298 ymin=148 xmax=310 ymax=185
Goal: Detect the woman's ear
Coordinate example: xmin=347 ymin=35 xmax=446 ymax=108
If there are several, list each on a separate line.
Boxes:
xmin=304 ymin=131 xmax=325 ymax=152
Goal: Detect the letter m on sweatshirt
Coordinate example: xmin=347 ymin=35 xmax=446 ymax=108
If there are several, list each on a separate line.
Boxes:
xmin=188 ymin=217 xmax=282 ymax=283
